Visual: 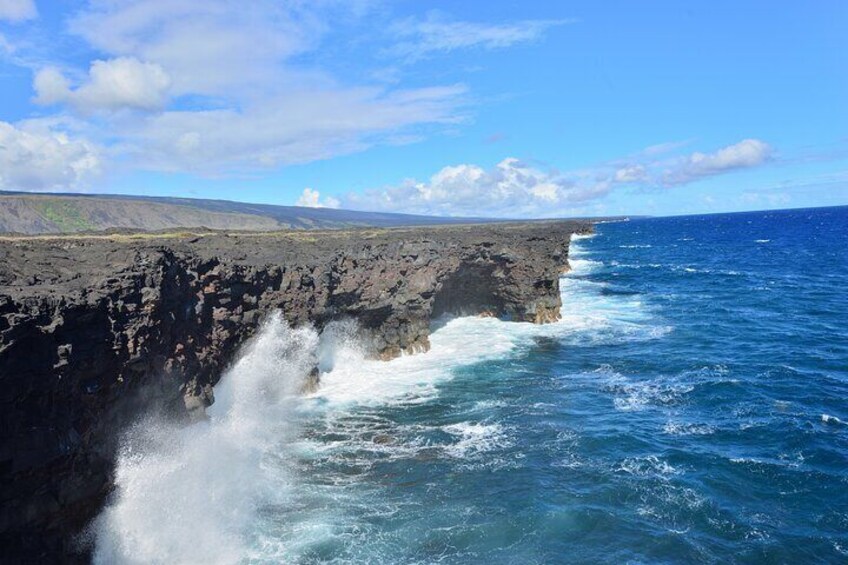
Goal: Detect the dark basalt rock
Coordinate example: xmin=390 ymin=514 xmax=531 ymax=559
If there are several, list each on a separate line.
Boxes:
xmin=0 ymin=220 xmax=590 ymax=560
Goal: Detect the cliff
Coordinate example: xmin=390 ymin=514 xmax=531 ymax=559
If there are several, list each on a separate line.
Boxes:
xmin=0 ymin=220 xmax=590 ymax=560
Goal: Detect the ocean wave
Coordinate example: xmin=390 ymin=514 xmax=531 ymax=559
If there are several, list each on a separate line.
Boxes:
xmin=615 ymin=455 xmax=680 ymax=479
xmin=568 ymin=258 xmax=604 ymax=274
xmin=471 ymin=399 xmax=509 ymax=411
xmin=672 ymin=265 xmax=743 ymax=276
xmin=619 ymin=244 xmax=652 ymax=249
xmin=442 ymin=421 xmax=512 ymax=459
xmin=663 ymin=421 xmax=716 ymax=436
xmin=312 ymin=316 xmax=521 ymax=407
xmin=606 ymin=377 xmax=694 ymax=412
xmin=729 ymin=452 xmax=807 ymax=470
xmin=822 ymin=414 xmax=846 ymax=426
xmin=571 ymin=232 xmax=597 ymax=241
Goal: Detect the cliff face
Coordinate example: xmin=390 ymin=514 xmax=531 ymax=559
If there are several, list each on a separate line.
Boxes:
xmin=0 ymin=220 xmax=589 ymax=559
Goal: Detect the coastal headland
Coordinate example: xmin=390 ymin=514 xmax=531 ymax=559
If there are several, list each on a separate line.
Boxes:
xmin=0 ymin=219 xmax=591 ymax=560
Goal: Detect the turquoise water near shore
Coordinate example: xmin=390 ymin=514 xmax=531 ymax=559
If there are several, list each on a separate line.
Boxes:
xmin=95 ymin=206 xmax=848 ymax=564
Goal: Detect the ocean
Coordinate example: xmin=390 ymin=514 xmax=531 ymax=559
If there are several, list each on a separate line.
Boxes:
xmin=92 ymin=206 xmax=848 ymax=564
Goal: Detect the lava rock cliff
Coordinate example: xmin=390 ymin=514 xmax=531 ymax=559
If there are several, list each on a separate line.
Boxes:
xmin=0 ymin=220 xmax=590 ymax=559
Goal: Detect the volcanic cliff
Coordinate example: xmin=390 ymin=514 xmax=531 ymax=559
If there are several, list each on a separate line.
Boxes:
xmin=0 ymin=220 xmax=590 ymax=560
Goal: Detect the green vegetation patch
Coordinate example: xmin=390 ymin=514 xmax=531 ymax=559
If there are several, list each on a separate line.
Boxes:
xmin=33 ymin=199 xmax=96 ymax=232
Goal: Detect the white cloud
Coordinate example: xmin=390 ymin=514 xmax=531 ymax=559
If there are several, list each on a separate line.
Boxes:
xmin=0 ymin=0 xmax=37 ymax=23
xmin=663 ymin=139 xmax=772 ymax=185
xmin=390 ymin=13 xmax=570 ymax=60
xmin=342 ymin=138 xmax=777 ymax=217
xmin=17 ymin=1 xmax=468 ymax=176
xmin=295 ymin=187 xmax=340 ymax=208
xmin=0 ymin=121 xmax=101 ymax=190
xmin=34 ymin=57 xmax=171 ymax=112
xmin=614 ymin=164 xmax=647 ymax=183
xmin=344 ymin=157 xmax=609 ymax=217
xmin=31 ymin=67 xmax=70 ymax=105
xmin=123 ymin=84 xmax=465 ymax=173
xmin=68 ymin=0 xmax=326 ymax=97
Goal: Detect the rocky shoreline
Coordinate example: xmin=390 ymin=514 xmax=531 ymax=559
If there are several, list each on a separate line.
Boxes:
xmin=0 ymin=220 xmax=590 ymax=560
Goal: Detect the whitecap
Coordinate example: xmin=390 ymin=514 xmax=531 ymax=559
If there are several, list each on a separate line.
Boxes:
xmin=822 ymin=414 xmax=846 ymax=426
xmin=608 ymin=378 xmax=693 ymax=412
xmin=571 ymin=232 xmax=597 ymax=241
xmin=663 ymin=421 xmax=715 ymax=436
xmin=615 ymin=455 xmax=680 ymax=479
xmin=471 ymin=399 xmax=508 ymax=411
xmin=568 ymin=258 xmax=604 ymax=274
xmin=442 ymin=421 xmax=512 ymax=458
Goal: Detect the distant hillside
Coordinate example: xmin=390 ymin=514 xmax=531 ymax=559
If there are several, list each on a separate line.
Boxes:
xmin=0 ymin=191 xmax=492 ymax=234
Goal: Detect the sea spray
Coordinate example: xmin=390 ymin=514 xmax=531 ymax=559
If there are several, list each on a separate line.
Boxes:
xmin=93 ymin=231 xmax=666 ymax=562
xmin=93 ymin=313 xmax=318 ymax=565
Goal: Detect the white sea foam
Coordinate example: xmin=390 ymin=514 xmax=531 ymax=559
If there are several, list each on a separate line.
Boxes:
xmin=663 ymin=421 xmax=715 ymax=436
xmin=311 ymin=316 xmax=523 ymax=407
xmin=93 ymin=313 xmax=317 ymax=564
xmin=608 ymin=377 xmax=693 ymax=412
xmin=471 ymin=399 xmax=508 ymax=411
xmin=571 ymin=232 xmax=597 ymax=241
xmin=615 ymin=455 xmax=680 ymax=479
xmin=822 ymin=414 xmax=846 ymax=426
xmin=568 ymin=258 xmax=604 ymax=274
xmin=442 ymin=421 xmax=512 ymax=458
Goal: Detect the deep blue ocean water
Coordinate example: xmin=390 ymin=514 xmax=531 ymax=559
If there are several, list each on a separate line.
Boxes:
xmin=95 ymin=206 xmax=848 ymax=564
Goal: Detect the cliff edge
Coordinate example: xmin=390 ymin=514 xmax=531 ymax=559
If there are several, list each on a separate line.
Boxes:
xmin=0 ymin=219 xmax=590 ymax=559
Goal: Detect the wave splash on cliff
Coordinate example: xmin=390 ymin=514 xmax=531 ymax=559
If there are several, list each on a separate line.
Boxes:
xmin=92 ymin=312 xmax=317 ymax=564
xmin=92 ymin=234 xmax=658 ymax=563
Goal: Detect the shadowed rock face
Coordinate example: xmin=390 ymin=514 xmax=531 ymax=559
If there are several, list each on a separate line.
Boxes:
xmin=0 ymin=220 xmax=590 ymax=559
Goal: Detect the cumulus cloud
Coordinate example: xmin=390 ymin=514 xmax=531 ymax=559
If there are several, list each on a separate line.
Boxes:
xmin=390 ymin=13 xmax=570 ymax=60
xmin=663 ymin=139 xmax=772 ymax=185
xmin=342 ymin=138 xmax=776 ymax=217
xmin=295 ymin=188 xmax=340 ymax=208
xmin=68 ymin=0 xmax=315 ymax=98
xmin=34 ymin=57 xmax=171 ymax=112
xmin=0 ymin=0 xmax=37 ymax=23
xmin=344 ymin=157 xmax=610 ymax=217
xmin=0 ymin=121 xmax=101 ymax=190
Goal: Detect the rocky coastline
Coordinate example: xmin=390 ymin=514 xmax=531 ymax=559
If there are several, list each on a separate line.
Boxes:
xmin=0 ymin=220 xmax=590 ymax=561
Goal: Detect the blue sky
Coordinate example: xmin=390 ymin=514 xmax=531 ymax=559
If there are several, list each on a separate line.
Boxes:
xmin=0 ymin=0 xmax=846 ymax=217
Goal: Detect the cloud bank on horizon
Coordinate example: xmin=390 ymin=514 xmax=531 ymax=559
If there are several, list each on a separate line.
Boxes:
xmin=0 ymin=0 xmax=845 ymax=217
xmin=335 ymin=138 xmax=773 ymax=217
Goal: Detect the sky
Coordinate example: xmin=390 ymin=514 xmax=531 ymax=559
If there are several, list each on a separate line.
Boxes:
xmin=0 ymin=0 xmax=846 ymax=218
